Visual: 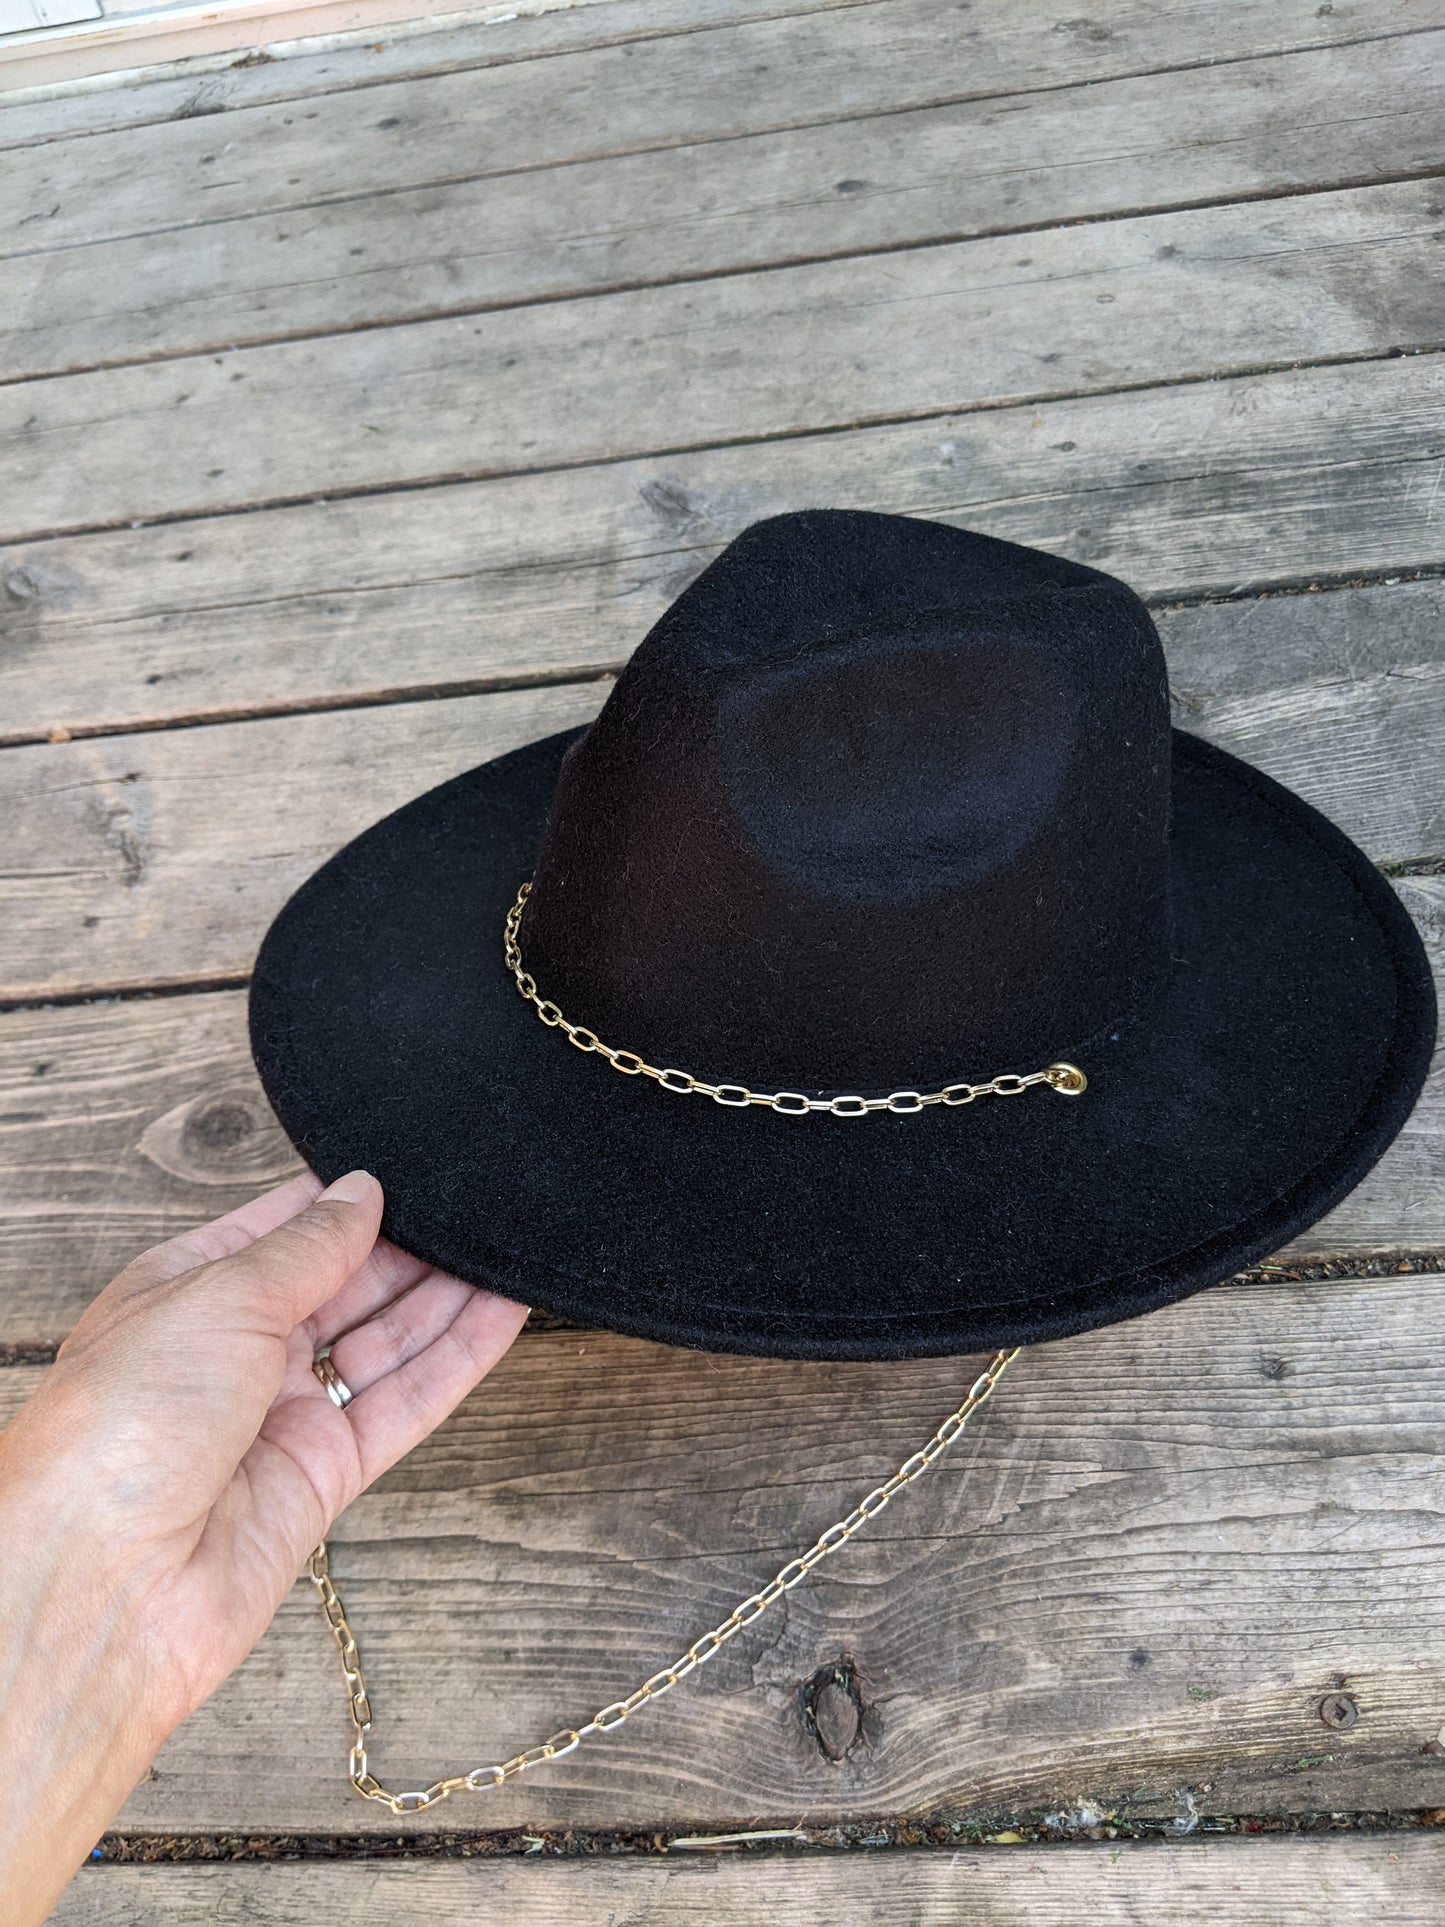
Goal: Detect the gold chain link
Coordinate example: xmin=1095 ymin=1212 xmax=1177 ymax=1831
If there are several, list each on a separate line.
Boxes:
xmin=503 ymin=881 xmax=1087 ymax=1113
xmin=308 ymin=1347 xmax=1020 ymax=1812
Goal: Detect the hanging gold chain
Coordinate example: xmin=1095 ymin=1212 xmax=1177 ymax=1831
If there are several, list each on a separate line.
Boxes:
xmin=308 ymin=1346 xmax=1020 ymax=1812
xmin=503 ymin=882 xmax=1086 ymax=1113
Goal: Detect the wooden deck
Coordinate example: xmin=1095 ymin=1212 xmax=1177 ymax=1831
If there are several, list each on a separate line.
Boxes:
xmin=2 ymin=0 xmax=1442 ymax=1917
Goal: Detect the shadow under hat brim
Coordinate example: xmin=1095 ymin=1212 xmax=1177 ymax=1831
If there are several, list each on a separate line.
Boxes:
xmin=249 ymin=728 xmax=1435 ymax=1361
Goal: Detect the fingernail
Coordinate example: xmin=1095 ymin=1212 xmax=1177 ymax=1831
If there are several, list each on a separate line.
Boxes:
xmin=319 ymin=1169 xmax=377 ymax=1204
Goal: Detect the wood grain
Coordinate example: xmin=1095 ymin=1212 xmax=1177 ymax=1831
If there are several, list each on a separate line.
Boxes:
xmin=9 ymin=0 xmax=1439 ymax=150
xmin=2 ymin=577 xmax=1439 ymax=1004
xmin=47 ymin=1835 xmax=1445 ymax=1927
xmin=7 ymin=34 xmax=1441 ymax=380
xmin=0 ymin=681 xmax=604 ymax=1001
xmin=1 ymin=882 xmax=1439 ymax=1348
xmin=5 ymin=0 xmax=1435 ymax=235
xmin=1159 ymin=586 xmax=1445 ymax=864
xmin=0 ymin=2 xmax=889 ymax=151
xmin=4 ymin=1272 xmax=1443 ymax=1832
xmin=0 ymin=0 xmax=842 ymax=149
xmin=3 ymin=181 xmax=1441 ymax=541
xmin=4 ymin=355 xmax=1442 ymax=742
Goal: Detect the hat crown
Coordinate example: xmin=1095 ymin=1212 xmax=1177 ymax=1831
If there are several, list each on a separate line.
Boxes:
xmin=521 ymin=510 xmax=1173 ymax=1088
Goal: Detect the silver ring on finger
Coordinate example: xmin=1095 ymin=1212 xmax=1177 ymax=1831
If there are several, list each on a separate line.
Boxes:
xmin=313 ymin=1350 xmax=354 ymax=1410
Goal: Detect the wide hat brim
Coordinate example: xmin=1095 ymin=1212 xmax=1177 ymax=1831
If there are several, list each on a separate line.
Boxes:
xmin=249 ymin=726 xmax=1434 ymax=1360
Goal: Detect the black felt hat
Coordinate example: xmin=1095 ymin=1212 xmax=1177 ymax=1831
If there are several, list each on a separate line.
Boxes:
xmin=249 ymin=511 xmax=1434 ymax=1360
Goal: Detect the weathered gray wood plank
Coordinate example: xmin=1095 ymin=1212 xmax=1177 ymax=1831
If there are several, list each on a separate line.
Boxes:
xmin=3 ymin=355 xmax=1441 ymax=742
xmin=1292 ymin=877 xmax=1445 ymax=1255
xmin=8 ymin=0 xmax=1437 ymax=151
xmin=1159 ymin=588 xmax=1445 ymax=863
xmin=0 ymin=0 xmax=870 ymax=149
xmin=7 ymin=35 xmax=1440 ymax=379
xmin=2 ymin=182 xmax=1440 ymax=541
xmin=2 ymin=578 xmax=1438 ymax=1005
xmin=0 ymin=681 xmax=606 ymax=1001
xmin=0 ymin=990 xmax=298 ymax=1345
xmin=4 ymin=0 xmax=1435 ymax=236
xmin=47 ymin=1836 xmax=1445 ymax=1927
xmin=1 ymin=881 xmax=1438 ymax=1348
xmin=4 ymin=1272 xmax=1443 ymax=1831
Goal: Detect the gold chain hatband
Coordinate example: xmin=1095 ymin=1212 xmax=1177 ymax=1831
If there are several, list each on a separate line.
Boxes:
xmin=309 ymin=1347 xmax=1020 ymax=1812
xmin=503 ymin=881 xmax=1087 ymax=1113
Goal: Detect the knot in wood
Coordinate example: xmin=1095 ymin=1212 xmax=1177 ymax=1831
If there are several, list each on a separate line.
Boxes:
xmin=802 ymin=1659 xmax=868 ymax=1763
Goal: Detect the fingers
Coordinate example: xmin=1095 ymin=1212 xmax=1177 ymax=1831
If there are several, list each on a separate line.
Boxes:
xmin=344 ymin=1286 xmax=530 ymax=1489
xmin=302 ymin=1236 xmax=436 ymax=1354
xmin=175 ymin=1169 xmax=326 ymax=1258
xmin=199 ymin=1171 xmax=384 ymax=1337
xmin=324 ymin=1271 xmax=476 ymax=1395
xmin=116 ymin=1176 xmax=423 ymax=1357
xmin=128 ymin=1171 xmax=326 ymax=1286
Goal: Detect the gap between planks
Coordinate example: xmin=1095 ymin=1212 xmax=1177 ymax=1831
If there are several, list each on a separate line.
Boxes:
xmin=4 ymin=1256 xmax=1443 ymax=1370
xmin=48 ymin=1833 xmax=1445 ymax=1927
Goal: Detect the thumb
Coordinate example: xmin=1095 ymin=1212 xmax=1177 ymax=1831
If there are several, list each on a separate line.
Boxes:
xmin=198 ymin=1170 xmax=384 ymax=1336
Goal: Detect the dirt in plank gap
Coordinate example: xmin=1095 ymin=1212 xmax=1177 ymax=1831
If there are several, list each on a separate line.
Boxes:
xmin=91 ymin=1806 xmax=1445 ymax=1864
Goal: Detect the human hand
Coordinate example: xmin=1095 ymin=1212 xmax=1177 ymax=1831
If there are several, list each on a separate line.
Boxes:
xmin=0 ymin=1170 xmax=529 ymax=1925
